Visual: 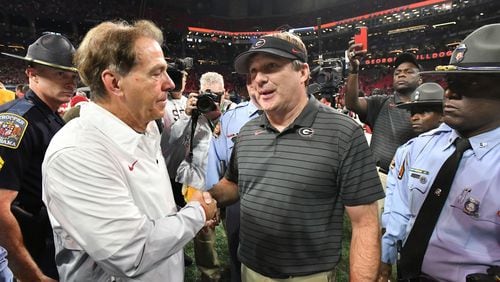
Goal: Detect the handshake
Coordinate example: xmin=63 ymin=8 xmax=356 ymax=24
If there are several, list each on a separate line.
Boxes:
xmin=183 ymin=185 xmax=218 ymax=227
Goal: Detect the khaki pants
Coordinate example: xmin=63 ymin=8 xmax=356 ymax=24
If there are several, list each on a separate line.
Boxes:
xmin=194 ymin=228 xmax=221 ymax=281
xmin=241 ymin=264 xmax=336 ymax=282
xmin=377 ymin=169 xmax=388 ymax=218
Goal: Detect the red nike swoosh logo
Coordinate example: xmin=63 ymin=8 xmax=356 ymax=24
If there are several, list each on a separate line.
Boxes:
xmin=128 ymin=160 xmax=138 ymax=171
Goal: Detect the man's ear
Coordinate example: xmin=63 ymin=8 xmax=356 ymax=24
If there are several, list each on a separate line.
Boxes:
xmin=102 ymin=69 xmax=123 ymax=97
xmin=26 ymin=67 xmax=37 ymax=82
xmin=300 ymin=63 xmax=310 ymax=85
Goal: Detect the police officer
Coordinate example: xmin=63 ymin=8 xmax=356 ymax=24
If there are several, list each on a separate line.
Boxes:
xmin=379 ymin=82 xmax=445 ymax=281
xmin=205 ymin=85 xmax=260 ymax=282
xmin=0 ymin=33 xmax=78 ymax=281
xmin=381 ymin=24 xmax=500 ymax=281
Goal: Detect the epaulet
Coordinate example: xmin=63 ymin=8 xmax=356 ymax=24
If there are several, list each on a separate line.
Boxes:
xmin=2 ymin=99 xmax=35 ymax=116
xmin=222 ymin=102 xmax=247 ymax=116
xmin=0 ymin=101 xmax=31 ymax=149
xmin=419 ymin=123 xmax=449 ymax=137
xmin=234 ymin=101 xmax=249 ymax=109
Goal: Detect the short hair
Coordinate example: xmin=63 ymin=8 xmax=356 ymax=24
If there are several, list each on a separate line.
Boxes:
xmin=200 ymin=72 xmax=224 ymax=90
xmin=16 ymin=84 xmax=24 ymax=91
xmin=264 ymin=32 xmax=307 ymax=71
xmin=74 ymin=20 xmax=163 ymax=100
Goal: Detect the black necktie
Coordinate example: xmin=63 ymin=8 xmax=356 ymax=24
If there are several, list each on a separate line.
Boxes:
xmin=398 ymin=137 xmax=472 ymax=279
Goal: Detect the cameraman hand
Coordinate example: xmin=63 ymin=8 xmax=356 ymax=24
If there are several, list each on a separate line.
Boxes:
xmin=185 ymin=92 xmax=199 ymax=116
xmin=347 ymin=40 xmax=367 ymax=73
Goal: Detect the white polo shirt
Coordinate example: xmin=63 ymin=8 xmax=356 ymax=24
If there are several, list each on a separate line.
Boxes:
xmin=42 ymin=102 xmax=206 ymax=281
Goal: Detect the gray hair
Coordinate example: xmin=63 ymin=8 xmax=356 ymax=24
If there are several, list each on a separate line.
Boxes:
xmin=199 ymin=72 xmax=224 ymax=90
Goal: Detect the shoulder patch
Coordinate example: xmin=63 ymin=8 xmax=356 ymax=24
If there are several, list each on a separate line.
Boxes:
xmin=0 ymin=113 xmax=28 ymax=149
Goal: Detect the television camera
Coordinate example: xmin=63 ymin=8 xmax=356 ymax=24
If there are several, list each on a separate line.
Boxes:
xmin=308 ymin=57 xmax=347 ymax=105
xmin=167 ymin=57 xmax=193 ymax=92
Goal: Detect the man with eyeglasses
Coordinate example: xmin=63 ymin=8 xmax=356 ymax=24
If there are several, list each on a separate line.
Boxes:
xmin=162 ymin=71 xmax=235 ymax=281
xmin=380 ymin=24 xmax=500 ymax=282
xmin=346 ymin=49 xmax=421 ymax=215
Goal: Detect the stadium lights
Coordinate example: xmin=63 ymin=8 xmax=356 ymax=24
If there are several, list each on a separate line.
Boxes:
xmin=388 ymin=24 xmax=427 ymax=35
xmin=432 ymin=21 xmax=457 ymax=28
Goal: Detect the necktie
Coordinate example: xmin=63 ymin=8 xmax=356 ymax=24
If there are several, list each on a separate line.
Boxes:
xmin=398 ymin=137 xmax=472 ymax=279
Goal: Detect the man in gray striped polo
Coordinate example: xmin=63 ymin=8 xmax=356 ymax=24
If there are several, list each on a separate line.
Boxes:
xmin=209 ymin=31 xmax=384 ymax=281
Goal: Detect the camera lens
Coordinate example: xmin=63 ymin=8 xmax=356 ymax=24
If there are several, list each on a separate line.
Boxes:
xmin=197 ymin=95 xmax=217 ymax=113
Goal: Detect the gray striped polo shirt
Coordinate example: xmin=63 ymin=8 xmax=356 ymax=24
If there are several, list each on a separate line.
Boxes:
xmin=225 ymin=96 xmax=384 ymax=278
xmin=363 ymin=94 xmax=415 ymax=171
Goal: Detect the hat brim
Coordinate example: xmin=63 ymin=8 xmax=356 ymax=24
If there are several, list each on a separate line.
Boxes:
xmin=1 ymin=52 xmax=78 ymax=72
xmin=397 ymin=100 xmax=443 ymax=109
xmin=234 ymin=49 xmax=298 ymax=74
xmin=420 ymin=65 xmax=500 ymax=75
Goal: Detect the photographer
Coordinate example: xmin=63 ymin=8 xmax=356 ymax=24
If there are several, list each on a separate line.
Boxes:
xmin=162 ymin=72 xmax=235 ymax=282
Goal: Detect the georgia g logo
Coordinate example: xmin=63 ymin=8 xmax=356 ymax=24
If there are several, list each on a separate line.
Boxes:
xmin=253 ymin=39 xmax=266 ymax=49
xmin=298 ymin=127 xmax=314 ymax=137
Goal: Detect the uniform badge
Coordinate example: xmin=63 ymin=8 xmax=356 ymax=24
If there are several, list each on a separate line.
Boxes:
xmin=463 ymin=197 xmax=480 ymax=217
xmin=0 ymin=113 xmax=28 ymax=149
xmin=397 ymin=161 xmax=404 ymax=180
xmin=419 ymin=175 xmax=427 ymax=184
xmin=298 ymin=127 xmax=314 ymax=137
xmin=390 ymin=158 xmax=396 ymax=170
xmin=0 ymin=156 xmax=4 ymax=171
xmin=454 ymin=43 xmax=467 ymax=63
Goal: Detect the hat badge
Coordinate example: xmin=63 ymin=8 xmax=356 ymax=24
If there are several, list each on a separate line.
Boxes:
xmin=454 ymin=43 xmax=467 ymax=63
xmin=253 ymin=39 xmax=266 ymax=49
xmin=414 ymin=91 xmax=420 ymax=101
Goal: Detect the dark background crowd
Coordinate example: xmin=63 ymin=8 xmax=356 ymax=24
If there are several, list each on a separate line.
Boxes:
xmin=1 ymin=0 xmax=499 ymax=97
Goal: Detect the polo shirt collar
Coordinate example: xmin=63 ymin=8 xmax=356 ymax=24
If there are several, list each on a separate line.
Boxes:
xmin=80 ymin=102 xmax=160 ymax=155
xmin=258 ymin=95 xmax=318 ymax=130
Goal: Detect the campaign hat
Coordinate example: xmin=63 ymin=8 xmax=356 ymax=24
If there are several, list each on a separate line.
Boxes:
xmin=421 ymin=24 xmax=500 ymax=74
xmin=397 ymin=82 xmax=444 ymax=110
xmin=1 ymin=33 xmax=77 ymax=72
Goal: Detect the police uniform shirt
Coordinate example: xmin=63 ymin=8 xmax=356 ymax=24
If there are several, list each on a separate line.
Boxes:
xmin=0 ymin=90 xmax=65 ymax=212
xmin=205 ymin=101 xmax=260 ymax=189
xmin=382 ymin=123 xmax=500 ymax=282
xmin=381 ymin=139 xmax=413 ymax=228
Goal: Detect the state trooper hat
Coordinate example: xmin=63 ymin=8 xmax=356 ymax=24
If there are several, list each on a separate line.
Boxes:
xmin=421 ymin=23 xmax=500 ymax=74
xmin=397 ymin=82 xmax=444 ymax=110
xmin=234 ymin=35 xmax=307 ymax=74
xmin=1 ymin=33 xmax=77 ymax=72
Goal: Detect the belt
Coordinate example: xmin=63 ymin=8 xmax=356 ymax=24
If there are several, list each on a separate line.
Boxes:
xmin=378 ymin=167 xmax=389 ymax=175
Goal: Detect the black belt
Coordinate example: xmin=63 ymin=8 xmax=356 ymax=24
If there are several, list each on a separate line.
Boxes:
xmin=378 ymin=167 xmax=389 ymax=174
